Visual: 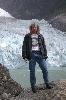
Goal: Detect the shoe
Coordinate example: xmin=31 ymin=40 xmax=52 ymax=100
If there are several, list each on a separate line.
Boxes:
xmin=46 ymin=84 xmax=53 ymax=89
xmin=31 ymin=86 xmax=36 ymax=93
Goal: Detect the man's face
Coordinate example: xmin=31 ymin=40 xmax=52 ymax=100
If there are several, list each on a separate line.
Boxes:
xmin=31 ymin=25 xmax=37 ymax=34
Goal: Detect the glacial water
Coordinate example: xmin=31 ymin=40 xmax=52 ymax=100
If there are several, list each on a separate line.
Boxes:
xmin=9 ymin=66 xmax=66 ymax=88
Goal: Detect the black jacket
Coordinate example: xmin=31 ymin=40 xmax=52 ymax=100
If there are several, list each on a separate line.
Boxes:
xmin=22 ymin=33 xmax=48 ymax=60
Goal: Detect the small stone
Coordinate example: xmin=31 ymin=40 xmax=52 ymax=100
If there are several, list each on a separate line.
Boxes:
xmin=2 ymin=92 xmax=8 ymax=99
xmin=9 ymin=97 xmax=15 ymax=100
xmin=57 ymin=94 xmax=60 ymax=98
xmin=8 ymin=93 xmax=11 ymax=98
xmin=4 ymin=76 xmax=7 ymax=80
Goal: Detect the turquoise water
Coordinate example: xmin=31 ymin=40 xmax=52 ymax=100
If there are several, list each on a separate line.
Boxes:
xmin=9 ymin=67 xmax=66 ymax=89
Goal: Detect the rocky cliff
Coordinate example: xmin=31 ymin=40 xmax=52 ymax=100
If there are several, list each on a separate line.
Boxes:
xmin=0 ymin=0 xmax=66 ymax=20
xmin=49 ymin=13 xmax=66 ymax=32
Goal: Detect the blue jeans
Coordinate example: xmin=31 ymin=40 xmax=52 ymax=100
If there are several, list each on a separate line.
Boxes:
xmin=29 ymin=51 xmax=49 ymax=87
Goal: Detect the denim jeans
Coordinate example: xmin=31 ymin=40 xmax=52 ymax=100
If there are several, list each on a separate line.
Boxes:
xmin=29 ymin=51 xmax=49 ymax=87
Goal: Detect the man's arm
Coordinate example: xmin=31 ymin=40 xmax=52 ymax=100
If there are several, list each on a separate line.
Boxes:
xmin=22 ymin=35 xmax=27 ymax=59
xmin=42 ymin=36 xmax=48 ymax=59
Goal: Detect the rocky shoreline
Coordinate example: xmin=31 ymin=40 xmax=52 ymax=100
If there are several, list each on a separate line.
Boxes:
xmin=16 ymin=80 xmax=66 ymax=100
xmin=0 ymin=63 xmax=23 ymax=100
xmin=0 ymin=63 xmax=66 ymax=100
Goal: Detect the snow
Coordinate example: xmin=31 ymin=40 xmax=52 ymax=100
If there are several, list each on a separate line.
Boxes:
xmin=0 ymin=8 xmax=13 ymax=18
xmin=0 ymin=18 xmax=66 ymax=69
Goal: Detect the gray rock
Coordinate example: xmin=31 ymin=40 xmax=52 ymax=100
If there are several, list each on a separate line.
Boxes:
xmin=2 ymin=92 xmax=9 ymax=99
xmin=49 ymin=13 xmax=66 ymax=32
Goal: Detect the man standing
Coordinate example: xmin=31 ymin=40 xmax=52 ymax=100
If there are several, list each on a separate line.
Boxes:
xmin=22 ymin=23 xmax=52 ymax=93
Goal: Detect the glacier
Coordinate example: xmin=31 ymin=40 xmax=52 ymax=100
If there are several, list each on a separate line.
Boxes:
xmin=0 ymin=18 xmax=66 ymax=69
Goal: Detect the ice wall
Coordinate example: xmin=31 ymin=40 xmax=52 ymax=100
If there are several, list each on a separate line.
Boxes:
xmin=0 ymin=18 xmax=66 ymax=68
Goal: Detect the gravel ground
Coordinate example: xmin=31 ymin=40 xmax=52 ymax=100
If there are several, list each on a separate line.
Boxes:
xmin=16 ymin=80 xmax=66 ymax=100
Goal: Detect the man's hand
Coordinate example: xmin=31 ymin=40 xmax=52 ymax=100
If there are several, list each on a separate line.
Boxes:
xmin=45 ymin=56 xmax=48 ymax=61
xmin=24 ymin=58 xmax=28 ymax=63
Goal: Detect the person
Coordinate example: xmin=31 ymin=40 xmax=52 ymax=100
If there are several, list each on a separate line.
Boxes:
xmin=22 ymin=23 xmax=52 ymax=93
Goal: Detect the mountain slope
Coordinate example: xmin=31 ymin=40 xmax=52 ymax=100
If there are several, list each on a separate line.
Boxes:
xmin=0 ymin=0 xmax=66 ymax=19
xmin=49 ymin=13 xmax=66 ymax=32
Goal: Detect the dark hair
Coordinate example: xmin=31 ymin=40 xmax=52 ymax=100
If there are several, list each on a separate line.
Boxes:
xmin=29 ymin=23 xmax=40 ymax=34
